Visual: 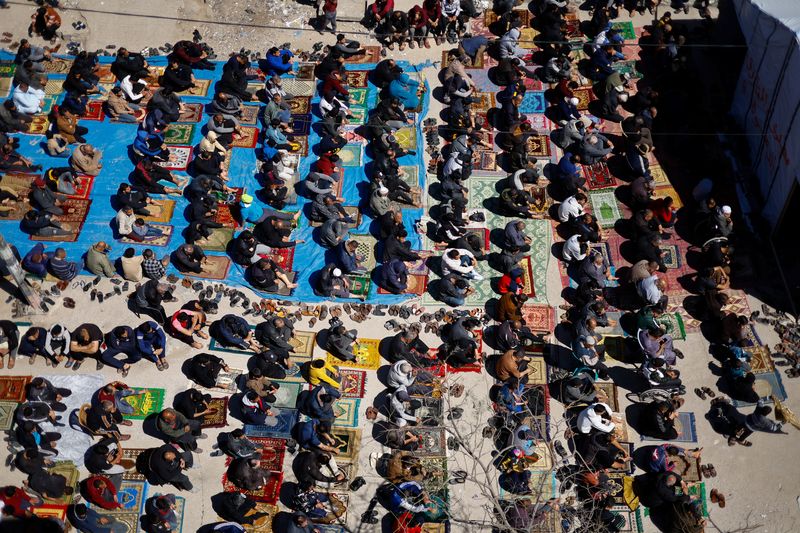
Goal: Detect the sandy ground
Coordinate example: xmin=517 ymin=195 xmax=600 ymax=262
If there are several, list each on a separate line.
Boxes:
xmin=1 ymin=1 xmax=800 ymax=532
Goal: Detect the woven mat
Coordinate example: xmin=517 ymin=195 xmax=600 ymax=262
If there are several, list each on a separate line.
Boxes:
xmin=0 ymin=375 xmax=30 ymax=401
xmin=176 ymin=78 xmax=211 ymax=97
xmin=589 ymin=188 xmax=622 ymax=228
xmin=731 ymin=370 xmax=787 ymax=407
xmin=347 ymin=233 xmax=378 ymax=270
xmin=119 ymin=223 xmax=174 ymax=247
xmin=155 ymin=145 xmax=193 ymax=171
xmin=339 ymin=369 xmax=367 ymax=398
xmin=223 ymin=469 xmax=283 ymax=503
xmin=640 ymin=412 xmax=697 ymax=443
xmin=45 ymin=461 xmax=80 ymax=504
xmin=30 ymin=198 xmax=92 ymax=242
xmin=178 ymin=102 xmax=204 ymax=123
xmin=164 ymin=123 xmax=196 ymax=145
xmin=377 ymin=274 xmax=428 ymax=295
xmin=231 ymin=127 xmax=259 ymax=149
xmin=327 ymin=338 xmax=380 ymax=370
xmin=195 ymin=227 xmax=235 ymax=252
xmin=0 ymin=400 xmax=16 ymax=430
xmin=123 ymin=387 xmax=165 ymax=420
xmin=573 ymin=87 xmax=597 ymax=111
xmin=244 ymin=408 xmax=299 ymax=439
xmin=343 ymin=46 xmax=381 ymax=64
xmin=520 ymin=92 xmax=546 ymax=114
xmin=142 ymin=199 xmax=175 ymax=224
xmin=201 ymin=396 xmax=229 ymax=428
xmin=82 ymin=101 xmax=105 ymax=121
xmin=183 ymin=255 xmax=232 ymax=280
xmin=521 ymin=304 xmax=555 ymax=334
xmin=271 ymin=380 xmax=303 ymax=408
xmin=240 ymin=105 xmax=260 ymax=126
xmin=332 ymin=398 xmax=361 ymax=428
xmin=0 ymin=172 xmax=37 ymax=219
xmin=583 ymin=161 xmax=616 ymax=189
xmin=309 ymin=206 xmax=361 ymax=228
xmin=595 ymin=382 xmax=619 ymax=412
xmin=525 ymin=356 xmax=548 ymax=385
xmin=338 ymin=143 xmax=363 ymax=167
xmin=330 ymin=427 xmax=362 ymax=460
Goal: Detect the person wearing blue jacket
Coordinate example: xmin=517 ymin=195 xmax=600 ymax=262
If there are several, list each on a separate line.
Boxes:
xmin=381 ymin=258 xmax=408 ymax=294
xmin=211 ymin=314 xmax=257 ymax=351
xmin=334 ymin=239 xmax=366 ymax=274
xmin=262 ymin=47 xmax=294 ymax=77
xmin=134 ymin=321 xmax=169 ymax=370
xmin=132 ymin=129 xmax=169 ymax=160
xmin=100 ymin=326 xmax=138 ymax=375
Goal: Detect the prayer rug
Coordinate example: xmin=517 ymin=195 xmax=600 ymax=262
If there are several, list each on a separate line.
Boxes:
xmin=612 ymin=21 xmax=637 ymax=40
xmin=177 ymin=103 xmax=204 ymax=123
xmin=348 ymin=87 xmax=368 ymax=107
xmin=400 ymin=166 xmax=420 ymax=188
xmin=520 ymin=92 xmax=546 ymax=114
xmin=526 ymin=356 xmax=548 ymax=385
xmin=44 ymin=78 xmax=66 ymax=95
xmin=528 ymin=113 xmax=552 ymax=131
xmin=32 ymin=504 xmax=67 ymax=522
xmin=414 ymin=427 xmax=447 ymax=457
xmin=0 ymin=401 xmax=16 ymax=430
xmin=406 ymin=254 xmax=431 ymax=276
xmin=245 ymin=437 xmax=286 ymax=471
xmin=26 ymin=115 xmax=50 ymax=135
xmin=156 ymin=145 xmax=193 ymax=171
xmin=475 ymin=151 xmax=499 ymax=172
xmin=123 ymin=387 xmax=165 ymax=420
xmin=519 ymin=256 xmax=536 ymax=297
xmin=286 ymin=96 xmax=311 ymax=114
xmin=653 ymin=187 xmax=684 ymax=210
xmin=291 ymin=330 xmax=316 ymax=359
xmin=589 ymin=241 xmax=614 ymax=268
xmin=344 ymin=70 xmax=368 ymax=88
xmin=330 ymin=427 xmax=361 ymax=460
xmin=289 ymin=114 xmax=311 ymax=136
xmin=0 ymin=60 xmax=16 ymax=77
xmin=344 ymin=46 xmax=382 ymax=64
xmin=164 ymin=123 xmax=196 ymax=145
xmin=595 ymin=382 xmax=619 ymax=411
xmin=245 ymin=408 xmax=299 ymax=439
xmin=377 ymin=274 xmax=428 ymax=295
xmin=44 ymin=57 xmax=73 ymax=74
xmin=342 ymin=125 xmax=366 ymax=144
xmin=40 ymin=95 xmax=58 ymax=115
xmin=281 ymin=78 xmax=315 ymax=97
xmin=650 ymin=164 xmax=669 ymax=185
xmin=338 ymin=143 xmax=363 ymax=167
xmin=82 ymin=101 xmax=105 ymax=121
xmin=30 ymin=198 xmax=91 ymax=242
xmin=119 ymin=223 xmax=173 ymax=247
xmin=176 ymin=78 xmax=211 ymax=96
xmin=327 ymin=338 xmax=381 ymax=370
xmin=609 ymin=506 xmax=643 ymax=533
xmin=195 ymin=227 xmax=235 ymax=252
xmin=69 ymin=174 xmax=96 ymax=200
xmin=100 ymin=479 xmax=146 ymax=515
xmin=432 ymin=227 xmax=489 ymax=251
xmin=183 ymin=255 xmax=232 ymax=280
xmin=731 ymin=370 xmax=787 ymax=407
xmin=198 ymin=367 xmax=244 ymax=393
xmin=746 ymin=344 xmax=774 ymax=374
xmin=232 ymin=127 xmax=259 ymax=149
xmin=348 ymin=107 xmax=367 ymax=125
xmin=201 ymin=397 xmax=229 ymax=428
xmin=241 ymin=502 xmax=277 ymax=532
xmin=339 ymin=369 xmax=367 ymax=398
xmin=290 ymin=135 xmax=309 ymax=156
xmin=640 ymin=412 xmax=697 ymax=442
xmin=120 ymin=449 xmax=147 ymax=481
xmin=447 ymin=358 xmax=482 ymax=374
xmin=0 ymin=375 xmax=31 ymax=401
xmin=296 ymin=63 xmax=315 ymax=79
xmin=0 ymin=172 xmax=36 ymax=219
xmin=724 ymin=291 xmax=752 ymax=317
xmin=240 ymin=105 xmax=260 ymax=126
xmin=441 ymin=51 xmax=483 ymax=69
xmin=348 ymin=234 xmax=377 ymax=271
xmin=573 ymin=87 xmax=596 ymax=111
xmin=527 ymin=135 xmax=552 ymax=157
xmin=332 ymin=398 xmax=361 ymax=428
xmin=268 ymin=246 xmax=295 ymax=271
xmin=223 ymin=469 xmax=283 ymax=503
xmin=271 ymin=381 xmax=303 ymax=408
xmin=472 ymin=92 xmax=496 ymax=112
xmin=316 ymin=525 xmax=346 ymax=533
xmin=0 ymin=77 xmax=10 ymax=98
xmin=613 ymin=60 xmax=643 ymax=79
xmin=660 ymin=312 xmax=686 ymax=341
xmin=583 ymin=161 xmax=615 ymax=189
xmin=522 ymin=304 xmax=555 ymax=334
xmin=659 ymin=244 xmax=682 ymax=269
xmin=669 ymin=451 xmax=701 ymax=483
xmin=309 ymin=207 xmax=361 ymax=228
xmin=46 ymin=461 xmax=80 ymax=504
xmin=395 ymin=126 xmax=417 ymax=151
xmin=589 ymin=188 xmax=622 ymax=228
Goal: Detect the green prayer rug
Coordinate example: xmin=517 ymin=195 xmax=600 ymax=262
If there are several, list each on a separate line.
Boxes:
xmin=589 ymin=188 xmax=622 ymax=228
xmin=163 ymin=123 xmax=196 ymax=145
xmin=124 ymin=388 xmax=165 ymax=420
xmin=346 ymin=274 xmax=371 ymax=298
xmin=612 ymin=21 xmax=636 ymax=40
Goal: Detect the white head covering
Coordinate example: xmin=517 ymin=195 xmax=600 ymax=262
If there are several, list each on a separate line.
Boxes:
xmin=569 ymin=97 xmax=580 ymax=106
xmin=332 ymin=268 xmax=342 ymax=277
xmin=721 ymin=205 xmax=732 ymax=215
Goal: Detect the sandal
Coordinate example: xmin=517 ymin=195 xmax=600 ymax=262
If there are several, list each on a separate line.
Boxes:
xmin=448 ymin=470 xmax=467 ymax=484
xmin=694 ymin=388 xmax=707 ymax=400
xmin=706 ymin=464 xmax=717 ymax=477
xmin=702 ymin=387 xmax=716 ymax=398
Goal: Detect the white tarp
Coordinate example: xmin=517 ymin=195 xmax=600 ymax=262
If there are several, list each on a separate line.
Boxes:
xmin=730 ymin=0 xmax=800 ymax=227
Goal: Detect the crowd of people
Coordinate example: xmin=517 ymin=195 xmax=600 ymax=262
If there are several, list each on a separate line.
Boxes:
xmin=0 ymin=0 xmax=792 ymax=532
